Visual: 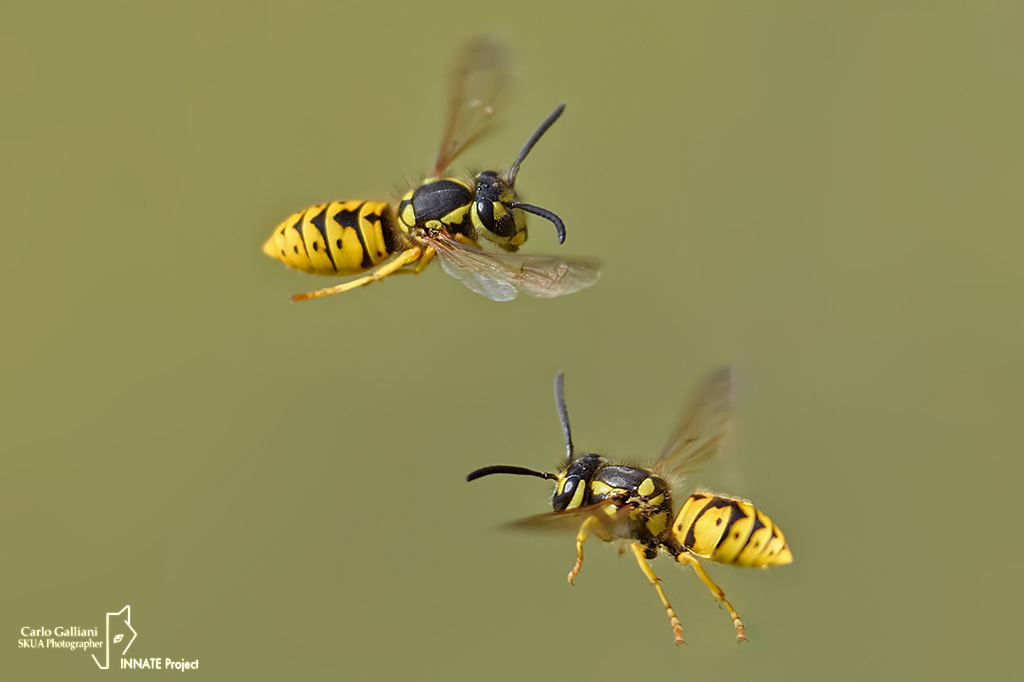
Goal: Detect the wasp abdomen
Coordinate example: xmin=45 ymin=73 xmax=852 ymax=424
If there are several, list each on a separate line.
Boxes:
xmin=263 ymin=200 xmax=398 ymax=276
xmin=674 ymin=494 xmax=792 ymax=567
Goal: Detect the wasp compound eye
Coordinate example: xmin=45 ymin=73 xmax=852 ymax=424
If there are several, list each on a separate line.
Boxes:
xmin=552 ymin=477 xmax=579 ymax=512
xmin=473 ymin=171 xmax=519 ymax=239
xmin=551 ymin=453 xmax=604 ymax=511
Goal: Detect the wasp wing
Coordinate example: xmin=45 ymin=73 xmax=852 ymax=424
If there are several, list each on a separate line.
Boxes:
xmin=504 ymin=499 xmax=637 ymax=541
xmin=434 ymin=38 xmax=511 ymax=176
xmin=651 ymin=366 xmax=734 ymax=479
xmin=431 ymin=234 xmax=600 ymax=301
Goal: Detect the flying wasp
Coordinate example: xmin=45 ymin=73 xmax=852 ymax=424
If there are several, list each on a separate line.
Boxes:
xmin=467 ymin=368 xmax=793 ymax=645
xmin=263 ymin=39 xmax=599 ymax=302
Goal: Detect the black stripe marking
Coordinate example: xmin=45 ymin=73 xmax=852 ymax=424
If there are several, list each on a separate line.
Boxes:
xmin=714 ymin=501 xmax=748 ymax=551
xmin=361 ymin=210 xmax=388 ymax=260
xmin=379 ymin=207 xmax=397 ymax=255
xmin=332 ymin=205 xmax=361 ymax=230
xmin=310 ymin=206 xmax=335 ymax=271
xmin=355 ymin=232 xmax=372 ymax=268
xmin=292 ymin=215 xmax=309 ymax=260
xmin=683 ymin=496 xmax=733 ymax=549
xmin=332 ymin=203 xmax=372 ymax=269
xmin=752 ymin=516 xmax=781 ymax=563
xmin=762 ymin=527 xmax=781 ymax=559
xmin=362 ymin=205 xmax=389 ymax=261
xmin=736 ymin=510 xmax=767 ymax=556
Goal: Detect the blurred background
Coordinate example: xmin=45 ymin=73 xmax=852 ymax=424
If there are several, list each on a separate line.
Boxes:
xmin=1 ymin=1 xmax=1021 ymax=679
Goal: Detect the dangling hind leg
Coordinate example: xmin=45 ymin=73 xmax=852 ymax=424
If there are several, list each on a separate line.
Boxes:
xmin=675 ymin=552 xmax=747 ymax=642
xmin=629 ymin=543 xmax=684 ymax=645
xmin=290 ymin=246 xmax=431 ymax=302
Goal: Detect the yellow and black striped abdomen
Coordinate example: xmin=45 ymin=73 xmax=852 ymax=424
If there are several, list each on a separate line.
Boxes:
xmin=263 ymin=200 xmax=399 ymax=276
xmin=673 ymin=494 xmax=792 ymax=568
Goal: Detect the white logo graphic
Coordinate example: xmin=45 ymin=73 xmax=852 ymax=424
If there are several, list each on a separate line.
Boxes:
xmin=91 ymin=605 xmax=137 ymax=670
xmin=17 ymin=604 xmax=197 ymax=671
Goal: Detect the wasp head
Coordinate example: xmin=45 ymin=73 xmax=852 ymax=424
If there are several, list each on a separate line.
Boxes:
xmin=469 ymin=104 xmax=568 ymax=252
xmin=551 ymin=453 xmax=604 ymax=512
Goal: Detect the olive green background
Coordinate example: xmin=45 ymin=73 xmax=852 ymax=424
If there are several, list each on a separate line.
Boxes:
xmin=2 ymin=1 xmax=1021 ymax=680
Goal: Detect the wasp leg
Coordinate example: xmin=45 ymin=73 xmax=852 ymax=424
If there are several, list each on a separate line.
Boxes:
xmin=291 ymin=247 xmax=423 ymax=302
xmin=450 ymin=234 xmax=483 ymax=249
xmin=385 ymin=244 xmax=436 ymax=276
xmin=629 ymin=543 xmax=684 ymax=645
xmin=675 ymin=552 xmax=747 ymax=643
xmin=412 ymin=244 xmax=436 ymax=273
xmin=567 ymin=516 xmax=599 ymax=585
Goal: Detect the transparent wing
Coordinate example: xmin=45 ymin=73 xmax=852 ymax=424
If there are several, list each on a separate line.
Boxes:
xmin=431 ymin=234 xmax=601 ymax=302
xmin=504 ymin=499 xmax=637 ymax=540
xmin=651 ymin=366 xmax=734 ymax=479
xmin=434 ymin=37 xmax=511 ymax=176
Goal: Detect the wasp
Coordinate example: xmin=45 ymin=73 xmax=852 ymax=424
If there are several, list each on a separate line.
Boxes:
xmin=263 ymin=39 xmax=599 ymax=302
xmin=467 ymin=368 xmax=793 ymax=645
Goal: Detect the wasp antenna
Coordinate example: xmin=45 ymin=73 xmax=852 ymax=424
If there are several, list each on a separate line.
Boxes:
xmin=554 ymin=372 xmax=574 ymax=463
xmin=466 ymin=465 xmax=558 ymax=482
xmin=510 ymin=202 xmax=566 ymax=244
xmin=507 ymin=103 xmax=566 ymax=186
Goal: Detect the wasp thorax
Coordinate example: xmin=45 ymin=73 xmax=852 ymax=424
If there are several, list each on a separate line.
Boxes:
xmin=552 ymin=453 xmax=604 ymax=511
xmin=470 ymin=171 xmax=527 ymax=252
xmin=398 ymin=179 xmax=474 ymax=234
